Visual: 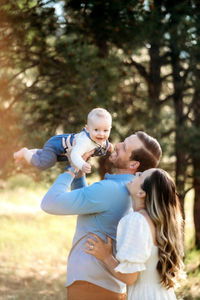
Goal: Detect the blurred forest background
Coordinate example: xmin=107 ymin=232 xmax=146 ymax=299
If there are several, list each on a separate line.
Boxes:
xmin=0 ymin=0 xmax=200 ymax=299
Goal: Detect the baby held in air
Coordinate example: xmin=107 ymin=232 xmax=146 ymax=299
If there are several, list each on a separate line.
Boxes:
xmin=13 ymin=108 xmax=113 ymax=174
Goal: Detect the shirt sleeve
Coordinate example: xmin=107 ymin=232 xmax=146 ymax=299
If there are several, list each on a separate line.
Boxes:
xmin=70 ymin=133 xmax=96 ymax=170
xmin=114 ymin=212 xmax=153 ymax=274
xmin=71 ymin=176 xmax=88 ymax=190
xmin=41 ymin=172 xmax=110 ymax=215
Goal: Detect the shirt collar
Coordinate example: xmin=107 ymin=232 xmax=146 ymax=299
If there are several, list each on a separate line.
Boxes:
xmin=104 ymin=173 xmax=135 ymax=181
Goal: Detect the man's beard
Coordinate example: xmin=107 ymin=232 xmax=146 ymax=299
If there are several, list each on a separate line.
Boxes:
xmin=108 ymin=152 xmax=127 ymax=169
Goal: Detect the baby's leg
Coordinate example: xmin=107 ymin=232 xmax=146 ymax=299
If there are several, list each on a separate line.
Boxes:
xmin=30 ymin=148 xmax=57 ymax=170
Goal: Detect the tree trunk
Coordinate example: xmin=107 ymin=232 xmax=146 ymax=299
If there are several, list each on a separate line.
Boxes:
xmin=192 ymin=87 xmax=200 ymax=248
xmin=193 ymin=162 xmax=200 ymax=248
xmin=168 ymin=13 xmax=188 ymax=211
xmin=148 ymin=43 xmax=162 ymax=106
xmin=174 ymin=98 xmax=186 ymax=212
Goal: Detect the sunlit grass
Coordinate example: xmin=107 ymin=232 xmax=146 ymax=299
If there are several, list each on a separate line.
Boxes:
xmin=0 ymin=175 xmax=77 ymax=300
xmin=184 ymin=189 xmax=195 ymax=251
xmin=0 ymin=174 xmax=200 ymax=299
xmin=175 ymin=190 xmax=200 ymax=300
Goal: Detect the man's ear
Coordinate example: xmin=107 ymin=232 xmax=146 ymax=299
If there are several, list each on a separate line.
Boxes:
xmin=129 ymin=161 xmax=140 ymax=172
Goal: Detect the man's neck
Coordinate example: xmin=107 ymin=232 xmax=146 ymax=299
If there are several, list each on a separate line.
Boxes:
xmin=115 ymin=168 xmax=134 ymax=175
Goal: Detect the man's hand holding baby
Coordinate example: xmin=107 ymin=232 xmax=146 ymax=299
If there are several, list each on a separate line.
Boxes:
xmin=66 ymin=148 xmax=94 ymax=177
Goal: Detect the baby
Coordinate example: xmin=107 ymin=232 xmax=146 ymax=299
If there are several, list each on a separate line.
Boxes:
xmin=13 ymin=108 xmax=113 ymax=174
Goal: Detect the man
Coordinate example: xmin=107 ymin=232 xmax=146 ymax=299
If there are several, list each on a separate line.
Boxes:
xmin=41 ymin=131 xmax=162 ymax=300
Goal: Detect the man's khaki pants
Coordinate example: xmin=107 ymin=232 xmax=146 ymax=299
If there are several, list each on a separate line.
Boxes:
xmin=67 ymin=281 xmax=126 ymax=300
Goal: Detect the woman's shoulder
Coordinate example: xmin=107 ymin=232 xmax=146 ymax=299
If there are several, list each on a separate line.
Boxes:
xmin=118 ymin=211 xmax=147 ymax=232
xmin=119 ymin=210 xmax=148 ymax=226
xmin=116 ymin=210 xmax=154 ymax=258
xmin=119 ymin=210 xmax=155 ymax=244
xmin=137 ymin=210 xmax=157 ymax=246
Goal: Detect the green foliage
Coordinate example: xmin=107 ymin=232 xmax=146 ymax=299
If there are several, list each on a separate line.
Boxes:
xmin=1 ymin=0 xmax=200 ymax=246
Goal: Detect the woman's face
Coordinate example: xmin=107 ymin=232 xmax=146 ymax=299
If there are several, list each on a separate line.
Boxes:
xmin=127 ymin=168 xmax=155 ymax=198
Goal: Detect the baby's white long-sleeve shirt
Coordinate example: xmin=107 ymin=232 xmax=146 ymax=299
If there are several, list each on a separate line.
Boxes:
xmin=70 ymin=131 xmax=107 ymax=170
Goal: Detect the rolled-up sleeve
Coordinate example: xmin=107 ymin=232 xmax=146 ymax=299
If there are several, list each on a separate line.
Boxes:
xmin=71 ymin=176 xmax=88 ymax=190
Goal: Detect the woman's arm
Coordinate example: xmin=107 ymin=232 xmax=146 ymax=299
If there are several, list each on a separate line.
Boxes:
xmin=85 ymin=234 xmax=139 ymax=285
xmin=102 ymin=251 xmax=139 ymax=285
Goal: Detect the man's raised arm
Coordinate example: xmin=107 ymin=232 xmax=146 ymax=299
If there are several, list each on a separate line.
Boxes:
xmin=40 ymin=172 xmax=109 ymax=216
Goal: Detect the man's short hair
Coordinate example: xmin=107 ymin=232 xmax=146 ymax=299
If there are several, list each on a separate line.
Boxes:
xmin=130 ymin=131 xmax=162 ymax=171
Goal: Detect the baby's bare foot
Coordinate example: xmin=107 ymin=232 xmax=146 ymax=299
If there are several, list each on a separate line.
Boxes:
xmin=13 ymin=147 xmax=28 ymax=163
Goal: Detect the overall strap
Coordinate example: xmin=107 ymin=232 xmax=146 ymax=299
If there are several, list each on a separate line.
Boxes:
xmin=69 ymin=133 xmax=75 ymax=146
xmin=93 ymin=139 xmax=109 ymax=157
xmin=62 ymin=134 xmax=75 ymax=153
xmin=82 ymin=127 xmax=91 ymax=139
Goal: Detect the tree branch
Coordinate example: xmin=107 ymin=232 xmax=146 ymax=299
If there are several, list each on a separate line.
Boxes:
xmin=124 ymin=58 xmax=150 ymax=82
xmin=159 ymin=94 xmax=174 ymax=105
xmin=7 ymin=63 xmax=39 ymax=85
xmin=182 ymin=186 xmax=193 ymax=199
xmin=6 ymin=78 xmax=40 ymax=112
xmin=160 ymin=128 xmax=175 ymax=138
xmin=161 ymin=73 xmax=173 ymax=81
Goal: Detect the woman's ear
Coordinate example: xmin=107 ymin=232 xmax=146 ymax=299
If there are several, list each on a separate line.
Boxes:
xmin=129 ymin=161 xmax=140 ymax=172
xmin=136 ymin=190 xmax=146 ymax=199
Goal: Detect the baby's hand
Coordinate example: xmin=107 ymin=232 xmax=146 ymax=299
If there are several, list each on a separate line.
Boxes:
xmin=82 ymin=162 xmax=91 ymax=174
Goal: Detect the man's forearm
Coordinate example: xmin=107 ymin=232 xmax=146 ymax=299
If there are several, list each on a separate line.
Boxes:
xmin=71 ymin=174 xmax=88 ymax=190
xmin=41 ymin=172 xmax=74 ymax=215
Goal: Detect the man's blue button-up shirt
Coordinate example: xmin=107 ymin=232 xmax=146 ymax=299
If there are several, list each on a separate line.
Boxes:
xmin=41 ymin=172 xmax=134 ymax=293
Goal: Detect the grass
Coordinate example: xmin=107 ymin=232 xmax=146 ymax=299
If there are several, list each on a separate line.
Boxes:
xmin=0 ymin=175 xmax=76 ymax=300
xmin=0 ymin=174 xmax=200 ymax=300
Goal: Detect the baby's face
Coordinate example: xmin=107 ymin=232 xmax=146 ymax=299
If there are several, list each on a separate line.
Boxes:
xmin=86 ymin=116 xmax=111 ymax=145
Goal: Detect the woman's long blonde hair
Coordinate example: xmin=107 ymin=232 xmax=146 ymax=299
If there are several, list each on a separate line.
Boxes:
xmin=141 ymin=169 xmax=185 ymax=289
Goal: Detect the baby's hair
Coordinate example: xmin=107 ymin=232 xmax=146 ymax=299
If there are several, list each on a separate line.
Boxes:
xmin=87 ymin=108 xmax=112 ymax=124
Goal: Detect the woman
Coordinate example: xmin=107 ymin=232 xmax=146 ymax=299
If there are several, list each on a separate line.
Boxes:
xmin=85 ymin=168 xmax=185 ymax=300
